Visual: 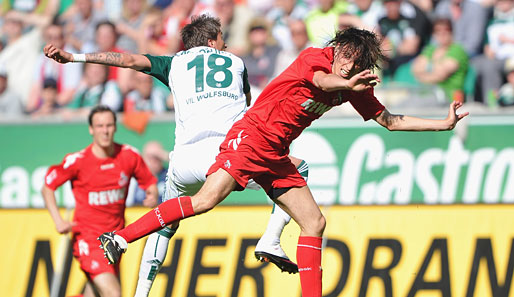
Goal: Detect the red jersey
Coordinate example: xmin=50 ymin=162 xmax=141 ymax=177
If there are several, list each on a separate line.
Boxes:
xmin=44 ymin=143 xmax=156 ymax=237
xmin=245 ymin=47 xmax=385 ymax=147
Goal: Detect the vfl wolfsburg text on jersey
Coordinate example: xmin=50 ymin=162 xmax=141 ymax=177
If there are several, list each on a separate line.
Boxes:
xmin=143 ymin=47 xmax=250 ymax=146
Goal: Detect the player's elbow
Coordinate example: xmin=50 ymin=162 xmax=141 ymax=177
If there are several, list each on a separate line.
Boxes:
xmin=123 ymin=54 xmax=138 ymax=69
xmin=41 ymin=184 xmax=51 ymax=196
xmin=384 ymin=123 xmax=397 ymax=131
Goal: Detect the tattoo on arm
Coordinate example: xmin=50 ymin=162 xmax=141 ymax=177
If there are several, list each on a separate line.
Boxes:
xmin=86 ymin=52 xmax=126 ymax=67
xmin=382 ymin=110 xmax=404 ymax=128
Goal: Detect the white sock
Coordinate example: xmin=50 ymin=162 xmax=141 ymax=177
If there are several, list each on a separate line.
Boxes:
xmin=114 ymin=234 xmax=128 ymax=250
xmin=260 ymin=160 xmax=308 ymax=244
xmin=134 ymin=227 xmax=176 ymax=297
xmin=260 ymin=204 xmax=291 ymax=243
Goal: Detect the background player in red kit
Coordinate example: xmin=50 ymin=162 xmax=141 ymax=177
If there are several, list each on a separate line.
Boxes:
xmin=97 ymin=28 xmax=469 ymax=297
xmin=42 ymin=105 xmax=158 ymax=297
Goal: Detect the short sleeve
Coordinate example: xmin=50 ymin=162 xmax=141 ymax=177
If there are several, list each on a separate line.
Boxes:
xmin=44 ymin=152 xmax=82 ymax=190
xmin=142 ymin=54 xmax=174 ymax=88
xmin=348 ymin=88 xmax=385 ymax=121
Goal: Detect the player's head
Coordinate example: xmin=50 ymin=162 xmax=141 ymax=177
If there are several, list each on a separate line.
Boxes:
xmin=88 ymin=105 xmax=117 ymax=149
xmin=328 ymin=27 xmax=385 ymax=78
xmin=181 ymin=14 xmax=225 ymax=51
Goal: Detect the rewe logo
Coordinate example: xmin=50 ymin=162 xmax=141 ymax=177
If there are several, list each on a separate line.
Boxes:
xmin=301 ymin=99 xmax=332 ymax=115
xmin=228 ymin=130 xmax=248 ymax=150
xmin=88 ymin=188 xmax=126 ymax=205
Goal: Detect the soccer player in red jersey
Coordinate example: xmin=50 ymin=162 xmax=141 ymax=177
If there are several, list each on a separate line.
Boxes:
xmin=89 ymin=28 xmax=468 ymax=297
xmin=42 ymin=105 xmax=158 ymax=297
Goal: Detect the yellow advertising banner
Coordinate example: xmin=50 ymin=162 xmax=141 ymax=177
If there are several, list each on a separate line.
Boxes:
xmin=2 ymin=205 xmax=514 ymax=297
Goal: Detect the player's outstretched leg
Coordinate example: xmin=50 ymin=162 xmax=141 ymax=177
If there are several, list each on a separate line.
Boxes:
xmin=134 ymin=226 xmax=177 ymax=297
xmin=255 ymin=204 xmax=298 ymax=273
xmin=255 ymin=160 xmax=308 ymax=274
xmin=98 ymin=232 xmax=127 ymax=264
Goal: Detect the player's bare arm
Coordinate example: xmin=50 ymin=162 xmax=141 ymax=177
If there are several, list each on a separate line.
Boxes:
xmin=41 ymin=185 xmax=75 ymax=234
xmin=245 ymin=92 xmax=252 ymax=107
xmin=312 ymin=69 xmax=380 ymax=92
xmin=142 ymin=184 xmax=159 ymax=208
xmin=44 ymin=43 xmax=151 ymax=71
xmin=374 ymin=101 xmax=469 ymax=131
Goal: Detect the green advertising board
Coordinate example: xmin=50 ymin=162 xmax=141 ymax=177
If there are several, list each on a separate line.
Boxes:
xmin=0 ymin=115 xmax=513 ymax=208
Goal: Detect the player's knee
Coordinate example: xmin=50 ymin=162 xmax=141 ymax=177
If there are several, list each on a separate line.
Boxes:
xmin=305 ymin=214 xmax=326 ymax=237
xmin=316 ymin=215 xmax=326 ymax=235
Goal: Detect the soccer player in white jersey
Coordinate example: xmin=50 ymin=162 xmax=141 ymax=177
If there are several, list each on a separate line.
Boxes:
xmin=44 ymin=14 xmax=302 ymax=296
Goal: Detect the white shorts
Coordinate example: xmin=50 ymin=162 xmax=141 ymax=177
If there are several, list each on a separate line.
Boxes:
xmin=163 ymin=136 xmax=260 ymax=202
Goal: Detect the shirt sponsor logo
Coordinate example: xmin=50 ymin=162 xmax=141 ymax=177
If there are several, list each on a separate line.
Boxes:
xmin=301 ymin=99 xmax=333 ymax=115
xmin=100 ymin=163 xmax=115 ymax=170
xmin=88 ymin=188 xmax=126 ymax=205
xmin=154 ymin=207 xmax=166 ymax=227
xmin=224 ymin=160 xmax=231 ymax=169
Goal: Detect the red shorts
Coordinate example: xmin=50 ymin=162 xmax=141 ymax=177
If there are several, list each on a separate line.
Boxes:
xmin=207 ymin=119 xmax=306 ymax=194
xmin=72 ymin=232 xmax=120 ymax=280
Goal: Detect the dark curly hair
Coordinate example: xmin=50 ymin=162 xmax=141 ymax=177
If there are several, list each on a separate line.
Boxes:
xmin=181 ymin=14 xmax=222 ymax=50
xmin=327 ymin=28 xmax=385 ymax=71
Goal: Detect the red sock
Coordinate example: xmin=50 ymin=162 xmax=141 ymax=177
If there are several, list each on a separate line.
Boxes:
xmin=297 ymin=236 xmax=323 ymax=297
xmin=117 ymin=196 xmax=194 ymax=243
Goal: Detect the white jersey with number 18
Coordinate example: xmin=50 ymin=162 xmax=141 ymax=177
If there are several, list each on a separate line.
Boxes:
xmin=143 ymin=47 xmax=250 ymax=148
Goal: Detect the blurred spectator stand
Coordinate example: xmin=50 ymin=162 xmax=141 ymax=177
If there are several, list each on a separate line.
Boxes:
xmin=124 ymin=71 xmax=169 ymax=114
xmin=379 ymin=0 xmax=422 ymax=79
xmin=411 ymin=18 xmax=469 ymax=103
xmin=471 ymin=0 xmax=514 ymax=105
xmin=305 ymin=0 xmax=348 ymax=47
xmin=64 ymin=63 xmax=122 ymax=116
xmin=26 ymin=21 xmax=82 ymax=110
xmin=212 ymin=0 xmax=254 ymax=56
xmin=242 ymin=17 xmax=281 ymax=93
xmin=0 ymin=61 xmax=23 ymax=117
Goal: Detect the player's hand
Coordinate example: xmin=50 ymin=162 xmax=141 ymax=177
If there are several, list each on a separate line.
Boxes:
xmin=44 ymin=44 xmax=73 ymax=64
xmin=142 ymin=196 xmax=158 ymax=208
xmin=55 ymin=220 xmax=76 ymax=234
xmin=445 ymin=101 xmax=469 ymax=130
xmin=346 ymin=69 xmax=380 ymax=92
